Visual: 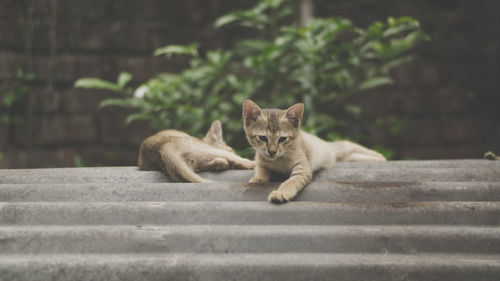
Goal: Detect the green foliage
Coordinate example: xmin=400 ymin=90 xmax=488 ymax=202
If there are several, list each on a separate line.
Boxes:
xmin=372 ymin=145 xmax=395 ymax=160
xmin=388 ymin=117 xmax=408 ymax=136
xmin=73 ymin=154 xmax=85 ymax=167
xmin=1 ymin=68 xmax=35 ymax=124
xmin=358 ymin=77 xmax=393 ymax=90
xmin=75 ymin=72 xmax=133 ymax=95
xmin=74 ymin=0 xmax=426 ymax=157
xmin=154 ymin=43 xmax=199 ymax=57
xmin=215 ymin=0 xmax=291 ymax=30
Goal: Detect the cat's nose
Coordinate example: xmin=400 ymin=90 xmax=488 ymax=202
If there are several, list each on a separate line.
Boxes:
xmin=268 ymin=150 xmax=276 ymax=156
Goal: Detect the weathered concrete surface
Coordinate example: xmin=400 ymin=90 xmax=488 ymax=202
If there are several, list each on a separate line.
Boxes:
xmin=1 ymin=253 xmax=500 ymax=281
xmin=1 ymin=182 xmax=499 ymax=202
xmin=2 ymin=201 xmax=500 ymax=225
xmin=1 ymin=160 xmax=499 ymax=184
xmin=0 ymin=160 xmax=500 ymax=280
xmin=2 ymin=225 xmax=500 ymax=254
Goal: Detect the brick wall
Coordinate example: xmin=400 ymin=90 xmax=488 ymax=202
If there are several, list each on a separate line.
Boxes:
xmin=0 ymin=0 xmax=499 ymax=168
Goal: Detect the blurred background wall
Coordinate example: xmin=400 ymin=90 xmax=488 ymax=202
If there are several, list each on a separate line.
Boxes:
xmin=0 ymin=0 xmax=499 ymax=168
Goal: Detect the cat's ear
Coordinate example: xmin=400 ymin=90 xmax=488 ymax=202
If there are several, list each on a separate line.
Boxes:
xmin=285 ymin=103 xmax=304 ymax=128
xmin=206 ymin=120 xmax=224 ymax=143
xmin=242 ymin=99 xmax=261 ymax=127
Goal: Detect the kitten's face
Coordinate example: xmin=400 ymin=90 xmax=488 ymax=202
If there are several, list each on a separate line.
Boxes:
xmin=242 ymin=100 xmax=304 ymax=161
xmin=203 ymin=120 xmax=236 ymax=153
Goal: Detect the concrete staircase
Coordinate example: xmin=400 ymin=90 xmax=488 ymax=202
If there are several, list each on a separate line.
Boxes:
xmin=1 ymin=160 xmax=499 ymax=280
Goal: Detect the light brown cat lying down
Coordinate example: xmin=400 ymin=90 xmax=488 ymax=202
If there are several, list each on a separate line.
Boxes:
xmin=242 ymin=100 xmax=385 ymax=203
xmin=138 ymin=120 xmax=255 ymax=183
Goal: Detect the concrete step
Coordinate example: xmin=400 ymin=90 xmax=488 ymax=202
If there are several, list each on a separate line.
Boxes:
xmin=1 ymin=225 xmax=499 ymax=254
xmin=1 ymin=160 xmax=499 ymax=184
xmin=310 ymin=167 xmax=500 ymax=183
xmin=1 ymin=181 xmax=499 ymax=202
xmin=1 ymin=253 xmax=499 ymax=281
xmin=2 ymin=201 xmax=500 ymax=225
xmin=1 ymin=160 xmax=499 ymax=281
xmin=0 ymin=166 xmax=170 ymax=184
xmin=316 ymin=159 xmax=500 ymax=169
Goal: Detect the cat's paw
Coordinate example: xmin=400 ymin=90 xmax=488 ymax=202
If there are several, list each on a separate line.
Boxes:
xmin=232 ymin=159 xmax=255 ymax=170
xmin=243 ymin=160 xmax=256 ymax=169
xmin=268 ymin=190 xmax=293 ymax=203
xmin=249 ymin=176 xmax=268 ymax=183
xmin=208 ymin=158 xmax=230 ymax=170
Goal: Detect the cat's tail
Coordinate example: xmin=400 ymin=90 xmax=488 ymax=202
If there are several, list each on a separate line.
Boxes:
xmin=330 ymin=140 xmax=386 ymax=162
xmin=159 ymin=144 xmax=209 ymax=183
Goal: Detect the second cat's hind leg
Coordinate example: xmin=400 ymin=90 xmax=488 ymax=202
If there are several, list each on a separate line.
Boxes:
xmin=160 ymin=144 xmax=210 ymax=183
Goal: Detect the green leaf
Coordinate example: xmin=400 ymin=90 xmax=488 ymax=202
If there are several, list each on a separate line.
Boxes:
xmin=236 ymin=39 xmax=269 ymax=51
xmin=389 ymin=117 xmax=407 ymax=136
xmin=381 ymin=55 xmax=415 ymax=73
xmin=232 ymin=93 xmax=247 ymax=104
xmin=74 ymin=155 xmax=85 ymax=167
xmin=16 ymin=68 xmax=36 ymax=81
xmin=74 ymin=78 xmax=121 ymax=92
xmin=264 ymin=0 xmax=286 ymax=9
xmin=99 ymin=98 xmax=138 ymax=108
xmin=15 ymin=85 xmax=29 ymax=96
xmin=117 ymin=72 xmax=132 ymax=88
xmin=345 ymin=104 xmax=362 ymax=118
xmin=238 ymin=12 xmax=269 ymax=29
xmin=15 ymin=68 xmax=24 ymax=79
xmin=0 ymin=115 xmax=10 ymax=124
xmin=214 ymin=14 xmax=238 ymax=28
xmin=359 ymin=77 xmax=393 ymax=90
xmin=277 ymin=6 xmax=293 ymax=18
xmin=154 ymin=43 xmax=198 ymax=57
xmin=3 ymin=92 xmax=16 ymax=107
xmin=372 ymin=145 xmax=394 ymax=160
xmin=125 ymin=113 xmax=152 ymax=124
xmin=207 ymin=50 xmax=222 ymax=64
xmin=383 ymin=24 xmax=414 ymax=37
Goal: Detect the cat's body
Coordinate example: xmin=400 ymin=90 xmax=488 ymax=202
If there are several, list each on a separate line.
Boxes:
xmin=138 ymin=120 xmax=254 ymax=183
xmin=255 ymin=131 xmax=383 ymax=174
xmin=242 ymin=100 xmax=385 ymax=203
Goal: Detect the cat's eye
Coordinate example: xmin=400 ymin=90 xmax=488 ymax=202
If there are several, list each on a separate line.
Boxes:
xmin=258 ymin=135 xmax=268 ymax=142
xmin=278 ymin=137 xmax=287 ymax=143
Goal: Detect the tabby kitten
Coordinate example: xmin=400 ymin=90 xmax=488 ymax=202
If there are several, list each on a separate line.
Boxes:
xmin=242 ymin=100 xmax=385 ymax=203
xmin=138 ymin=120 xmax=255 ymax=183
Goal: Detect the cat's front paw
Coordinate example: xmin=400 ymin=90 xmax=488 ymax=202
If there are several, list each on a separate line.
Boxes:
xmin=268 ymin=190 xmax=293 ymax=203
xmin=243 ymin=160 xmax=256 ymax=169
xmin=249 ymin=176 xmax=268 ymax=183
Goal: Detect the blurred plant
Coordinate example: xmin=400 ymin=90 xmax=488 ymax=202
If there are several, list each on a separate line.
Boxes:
xmin=75 ymin=0 xmax=426 ymax=158
xmin=1 ymin=68 xmax=35 ymax=124
xmin=74 ymin=72 xmax=133 ymax=96
xmin=73 ymin=154 xmax=85 ymax=167
xmin=483 ymin=151 xmax=500 ymax=160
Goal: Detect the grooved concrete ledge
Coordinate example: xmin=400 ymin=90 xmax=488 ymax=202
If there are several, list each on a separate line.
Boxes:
xmin=1 ymin=160 xmax=500 ymax=281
